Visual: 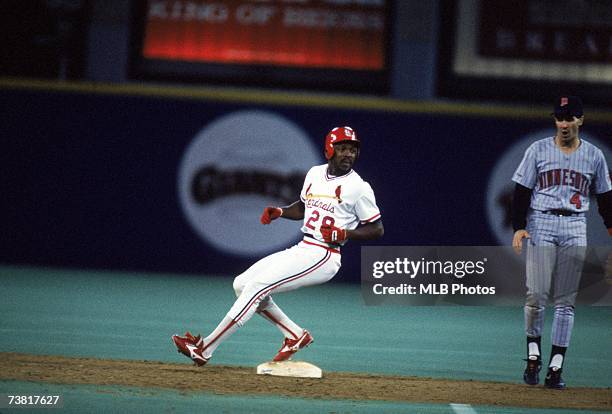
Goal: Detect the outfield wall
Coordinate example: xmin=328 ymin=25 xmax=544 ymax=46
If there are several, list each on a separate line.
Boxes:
xmin=2 ymin=81 xmax=610 ymax=281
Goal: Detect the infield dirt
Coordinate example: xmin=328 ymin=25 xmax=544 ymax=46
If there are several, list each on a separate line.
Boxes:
xmin=1 ymin=353 xmax=610 ymax=411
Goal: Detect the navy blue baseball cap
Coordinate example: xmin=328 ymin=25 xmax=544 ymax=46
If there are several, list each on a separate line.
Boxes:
xmin=553 ymin=96 xmax=583 ymax=118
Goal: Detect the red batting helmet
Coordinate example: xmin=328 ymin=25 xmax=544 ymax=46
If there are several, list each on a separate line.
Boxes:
xmin=324 ymin=126 xmax=360 ymax=159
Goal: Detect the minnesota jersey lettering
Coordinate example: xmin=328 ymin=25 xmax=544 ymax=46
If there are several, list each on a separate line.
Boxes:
xmin=512 ymin=96 xmax=612 ymax=389
xmin=512 ymin=137 xmax=609 ymax=212
xmin=537 ymin=169 xmax=588 ymax=194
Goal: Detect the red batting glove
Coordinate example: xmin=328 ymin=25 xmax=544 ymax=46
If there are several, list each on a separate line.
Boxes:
xmin=608 ymin=228 xmax=612 ymax=236
xmin=260 ymin=207 xmax=283 ymax=225
xmin=320 ymin=224 xmax=347 ymax=243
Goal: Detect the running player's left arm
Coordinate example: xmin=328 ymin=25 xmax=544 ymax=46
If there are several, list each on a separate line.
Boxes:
xmin=346 ymin=220 xmax=384 ymax=240
xmin=351 ymin=181 xmax=383 ymax=240
xmin=321 ymin=219 xmax=383 ymax=243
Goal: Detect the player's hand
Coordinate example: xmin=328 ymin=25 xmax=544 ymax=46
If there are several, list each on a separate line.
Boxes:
xmin=608 ymin=228 xmax=612 ymax=236
xmin=260 ymin=207 xmax=283 ymax=225
xmin=512 ymin=229 xmax=530 ymax=255
xmin=320 ymin=224 xmax=347 ymax=243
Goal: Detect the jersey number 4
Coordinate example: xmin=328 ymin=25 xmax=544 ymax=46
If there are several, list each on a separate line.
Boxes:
xmin=570 ymin=192 xmax=582 ymax=209
xmin=305 ymin=210 xmax=335 ymax=231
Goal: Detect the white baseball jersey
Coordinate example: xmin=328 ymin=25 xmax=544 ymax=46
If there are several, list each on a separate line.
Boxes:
xmin=512 ymin=137 xmax=612 ymax=212
xmin=300 ymin=164 xmax=381 ymax=246
xmin=196 ymin=164 xmax=380 ymax=358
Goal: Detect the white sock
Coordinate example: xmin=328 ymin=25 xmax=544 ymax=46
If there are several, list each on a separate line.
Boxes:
xmin=259 ymin=297 xmax=303 ymax=339
xmin=202 ymin=314 xmax=239 ymax=358
xmin=203 ymin=282 xmax=269 ymax=357
xmin=528 ymin=342 xmax=540 ymax=359
xmin=549 ymin=354 xmax=563 ymax=370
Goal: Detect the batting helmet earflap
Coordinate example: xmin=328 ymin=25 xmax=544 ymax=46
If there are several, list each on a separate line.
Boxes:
xmin=324 ymin=126 xmax=360 ymax=159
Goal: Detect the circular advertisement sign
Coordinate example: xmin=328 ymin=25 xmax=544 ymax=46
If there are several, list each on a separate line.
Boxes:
xmin=178 ymin=110 xmax=320 ymax=257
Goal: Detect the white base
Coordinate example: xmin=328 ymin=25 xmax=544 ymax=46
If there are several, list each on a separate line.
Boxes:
xmin=256 ymin=361 xmax=323 ymax=378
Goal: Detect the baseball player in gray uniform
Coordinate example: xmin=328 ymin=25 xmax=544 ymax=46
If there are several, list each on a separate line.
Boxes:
xmin=511 ymin=96 xmax=612 ymax=389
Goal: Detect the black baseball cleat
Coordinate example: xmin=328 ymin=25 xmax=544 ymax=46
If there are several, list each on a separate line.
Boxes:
xmin=523 ymin=358 xmax=542 ymax=385
xmin=544 ymin=367 xmax=566 ymax=389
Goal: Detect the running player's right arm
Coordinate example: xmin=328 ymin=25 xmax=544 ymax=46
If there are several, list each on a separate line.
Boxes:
xmin=261 ymin=167 xmax=312 ymax=225
xmin=279 ymin=200 xmax=305 ymax=220
xmin=260 ymin=201 xmax=304 ymax=224
xmin=272 ymin=166 xmax=311 ymax=221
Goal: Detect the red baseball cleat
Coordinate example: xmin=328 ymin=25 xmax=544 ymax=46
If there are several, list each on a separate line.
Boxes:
xmin=172 ymin=331 xmax=209 ymax=366
xmin=273 ymin=330 xmax=314 ymax=362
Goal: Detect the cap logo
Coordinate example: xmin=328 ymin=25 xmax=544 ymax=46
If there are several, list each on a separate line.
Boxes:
xmin=560 ymin=97 xmax=568 ymax=106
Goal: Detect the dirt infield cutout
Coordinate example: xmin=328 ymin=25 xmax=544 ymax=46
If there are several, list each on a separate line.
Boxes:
xmin=1 ymin=353 xmax=610 ymax=411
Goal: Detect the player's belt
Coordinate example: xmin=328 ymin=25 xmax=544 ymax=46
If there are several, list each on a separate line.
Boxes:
xmin=303 ymin=234 xmax=341 ymax=253
xmin=541 ymin=209 xmax=584 ymax=217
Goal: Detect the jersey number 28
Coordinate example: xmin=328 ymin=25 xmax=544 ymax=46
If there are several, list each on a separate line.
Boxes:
xmin=305 ymin=210 xmax=335 ymax=231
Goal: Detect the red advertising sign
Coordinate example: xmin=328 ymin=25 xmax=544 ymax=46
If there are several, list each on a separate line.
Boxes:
xmin=142 ymin=0 xmax=388 ymax=70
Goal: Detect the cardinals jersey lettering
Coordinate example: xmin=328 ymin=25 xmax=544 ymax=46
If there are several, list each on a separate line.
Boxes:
xmin=300 ymin=164 xmax=381 ymax=245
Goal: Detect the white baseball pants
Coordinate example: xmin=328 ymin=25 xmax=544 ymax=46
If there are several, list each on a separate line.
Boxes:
xmin=201 ymin=239 xmax=341 ymax=357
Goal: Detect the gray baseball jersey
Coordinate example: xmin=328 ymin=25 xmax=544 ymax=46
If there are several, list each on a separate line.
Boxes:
xmin=513 ymin=137 xmax=611 ymax=347
xmin=512 ymin=137 xmax=612 ymax=211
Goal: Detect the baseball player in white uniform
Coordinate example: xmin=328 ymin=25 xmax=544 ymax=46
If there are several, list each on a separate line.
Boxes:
xmin=172 ymin=126 xmax=384 ymax=365
xmin=512 ymin=96 xmax=612 ymax=389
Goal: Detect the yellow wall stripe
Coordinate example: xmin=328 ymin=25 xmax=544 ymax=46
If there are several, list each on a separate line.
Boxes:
xmin=2 ymin=77 xmax=611 ymax=123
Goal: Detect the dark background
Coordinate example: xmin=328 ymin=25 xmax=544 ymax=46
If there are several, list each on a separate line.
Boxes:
xmin=2 ymin=87 xmax=610 ymax=281
xmin=1 ymin=0 xmax=611 ymax=282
